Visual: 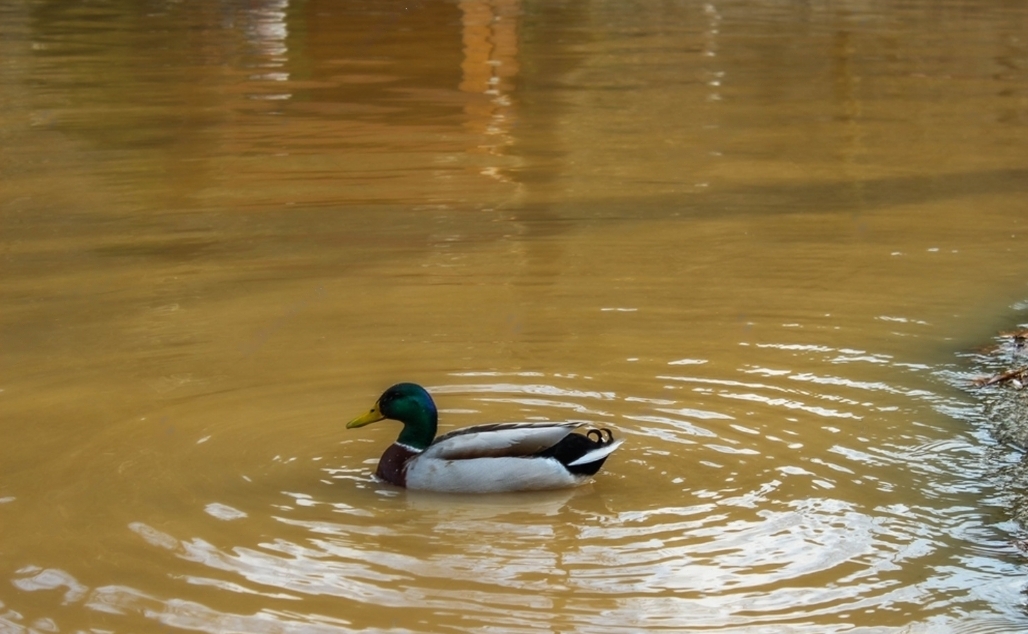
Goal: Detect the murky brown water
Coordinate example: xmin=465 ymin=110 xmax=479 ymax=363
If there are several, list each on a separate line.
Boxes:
xmin=3 ymin=0 xmax=1028 ymax=632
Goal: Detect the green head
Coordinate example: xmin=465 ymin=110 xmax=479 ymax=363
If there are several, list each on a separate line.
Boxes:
xmin=346 ymin=382 xmax=438 ymax=450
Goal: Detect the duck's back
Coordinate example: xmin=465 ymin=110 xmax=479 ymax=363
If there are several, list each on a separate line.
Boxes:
xmin=422 ymin=422 xmax=580 ymax=460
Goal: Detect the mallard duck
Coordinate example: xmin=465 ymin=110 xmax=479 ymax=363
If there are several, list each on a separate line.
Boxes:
xmin=347 ymin=383 xmax=623 ymax=493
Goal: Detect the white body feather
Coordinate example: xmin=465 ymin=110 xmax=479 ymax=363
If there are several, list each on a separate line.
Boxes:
xmin=405 ymin=422 xmax=616 ymax=493
xmin=407 ymin=456 xmax=581 ymax=493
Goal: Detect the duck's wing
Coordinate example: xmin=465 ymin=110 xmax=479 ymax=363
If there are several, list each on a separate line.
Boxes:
xmin=422 ymin=422 xmax=580 ymax=460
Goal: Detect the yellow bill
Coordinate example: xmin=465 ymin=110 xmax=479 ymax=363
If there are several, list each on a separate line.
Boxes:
xmin=347 ymin=403 xmax=386 ymax=428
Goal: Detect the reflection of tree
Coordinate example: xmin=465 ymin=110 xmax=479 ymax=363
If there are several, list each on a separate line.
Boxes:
xmin=243 ymin=0 xmax=289 ymax=60
xmin=242 ymin=0 xmax=291 ymax=95
xmin=13 ymin=1 xmax=531 ymax=212
xmin=459 ymin=0 xmax=520 ymax=184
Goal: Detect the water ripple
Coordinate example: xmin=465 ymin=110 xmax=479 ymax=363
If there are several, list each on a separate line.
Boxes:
xmin=6 ymin=358 xmax=1025 ymax=633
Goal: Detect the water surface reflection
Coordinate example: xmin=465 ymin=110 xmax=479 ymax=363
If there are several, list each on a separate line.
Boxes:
xmin=3 ymin=0 xmax=1028 ymax=632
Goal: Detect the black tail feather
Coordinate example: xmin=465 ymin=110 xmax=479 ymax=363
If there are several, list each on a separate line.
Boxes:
xmin=537 ymin=428 xmax=617 ymax=476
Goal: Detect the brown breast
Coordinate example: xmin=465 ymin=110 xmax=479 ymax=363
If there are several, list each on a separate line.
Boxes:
xmin=376 ymin=443 xmax=418 ymax=487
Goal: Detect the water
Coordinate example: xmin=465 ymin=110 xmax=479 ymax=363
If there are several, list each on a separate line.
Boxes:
xmin=3 ymin=0 xmax=1028 ymax=632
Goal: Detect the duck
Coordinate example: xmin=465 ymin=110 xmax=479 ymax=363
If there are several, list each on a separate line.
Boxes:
xmin=346 ymin=382 xmax=623 ymax=493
